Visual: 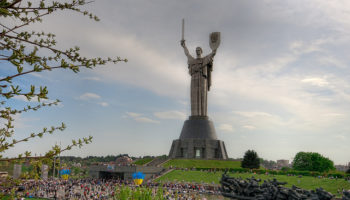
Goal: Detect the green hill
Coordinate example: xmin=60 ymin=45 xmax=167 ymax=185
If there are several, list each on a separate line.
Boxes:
xmin=133 ymin=158 xmax=153 ymax=165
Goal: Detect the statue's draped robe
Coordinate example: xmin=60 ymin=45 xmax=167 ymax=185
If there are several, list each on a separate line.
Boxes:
xmin=187 ymin=54 xmax=214 ymax=116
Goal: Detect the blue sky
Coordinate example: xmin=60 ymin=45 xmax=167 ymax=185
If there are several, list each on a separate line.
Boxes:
xmin=2 ymin=0 xmax=350 ymax=165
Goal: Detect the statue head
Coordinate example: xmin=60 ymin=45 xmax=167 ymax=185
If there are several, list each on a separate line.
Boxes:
xmin=196 ymin=47 xmax=202 ymax=57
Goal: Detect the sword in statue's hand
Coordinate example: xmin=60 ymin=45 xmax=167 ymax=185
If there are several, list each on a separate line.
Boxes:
xmin=181 ymin=18 xmax=185 ymax=47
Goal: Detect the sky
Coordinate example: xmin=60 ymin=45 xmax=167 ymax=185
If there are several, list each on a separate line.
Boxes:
xmin=2 ymin=0 xmax=350 ymax=165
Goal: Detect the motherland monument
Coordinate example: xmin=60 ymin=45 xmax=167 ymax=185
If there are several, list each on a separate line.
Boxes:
xmin=169 ymin=20 xmax=228 ymax=159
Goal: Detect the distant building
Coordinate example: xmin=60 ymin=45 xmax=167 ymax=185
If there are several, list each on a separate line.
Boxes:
xmin=115 ymin=155 xmax=133 ymax=166
xmin=89 ymin=165 xmax=163 ymax=181
xmin=72 ymin=162 xmax=81 ymax=168
xmin=276 ymin=160 xmax=289 ymax=169
xmin=335 ymin=165 xmax=348 ymax=172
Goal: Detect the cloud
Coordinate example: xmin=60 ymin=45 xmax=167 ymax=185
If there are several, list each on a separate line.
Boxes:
xmin=333 ymin=134 xmax=346 ymax=140
xmin=125 ymin=112 xmax=160 ymax=123
xmin=98 ymin=102 xmax=109 ymax=107
xmin=301 ymin=77 xmax=329 ymax=87
xmin=77 ymin=93 xmax=109 ymax=107
xmin=126 ymin=112 xmax=142 ymax=118
xmin=218 ymin=124 xmax=234 ymax=132
xmin=29 ymin=73 xmax=43 ymax=78
xmin=78 ymin=93 xmax=101 ymax=100
xmin=11 ymin=113 xmax=29 ymax=129
xmin=242 ymin=125 xmax=256 ymax=130
xmin=234 ymin=111 xmax=275 ymax=118
xmin=80 ymin=30 xmax=188 ymax=98
xmin=178 ymin=100 xmax=188 ymax=106
xmin=12 ymin=96 xmax=64 ymax=107
xmin=318 ymin=56 xmax=347 ymax=69
xmin=13 ymin=95 xmax=35 ymax=102
xmin=134 ymin=117 xmax=160 ymax=124
xmin=0 ymin=113 xmax=39 ymax=130
xmin=289 ymin=40 xmax=323 ymax=55
xmin=154 ymin=110 xmax=186 ymax=120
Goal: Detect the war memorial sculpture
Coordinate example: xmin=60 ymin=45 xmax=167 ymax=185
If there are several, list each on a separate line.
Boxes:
xmin=220 ymin=172 xmax=350 ymax=200
xmin=169 ymin=20 xmax=228 ymax=159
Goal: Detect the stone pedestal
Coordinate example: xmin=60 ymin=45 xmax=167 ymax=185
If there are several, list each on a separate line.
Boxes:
xmin=13 ymin=164 xmax=22 ymax=179
xmin=41 ymin=164 xmax=48 ymax=180
xmin=169 ymin=116 xmax=228 ymax=159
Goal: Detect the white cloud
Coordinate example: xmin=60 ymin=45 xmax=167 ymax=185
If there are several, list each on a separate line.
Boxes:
xmin=318 ymin=56 xmax=347 ymax=69
xmin=98 ymin=102 xmax=109 ymax=107
xmin=29 ymin=73 xmax=43 ymax=78
xmin=289 ymin=40 xmax=323 ymax=55
xmin=125 ymin=112 xmax=159 ymax=123
xmin=12 ymin=113 xmax=27 ymax=129
xmin=242 ymin=125 xmax=256 ymax=130
xmin=234 ymin=111 xmax=275 ymax=118
xmin=178 ymin=100 xmax=188 ymax=106
xmin=12 ymin=96 xmax=63 ymax=107
xmin=301 ymin=77 xmax=329 ymax=87
xmin=83 ymin=31 xmax=188 ymax=98
xmin=78 ymin=93 xmax=101 ymax=100
xmin=1 ymin=113 xmax=39 ymax=130
xmin=322 ymin=113 xmax=345 ymax=117
xmin=334 ymin=134 xmax=346 ymax=140
xmin=218 ymin=124 xmax=234 ymax=132
xmin=13 ymin=95 xmax=32 ymax=102
xmin=154 ymin=110 xmax=186 ymax=120
xmin=126 ymin=112 xmax=142 ymax=118
xmin=134 ymin=117 xmax=160 ymax=124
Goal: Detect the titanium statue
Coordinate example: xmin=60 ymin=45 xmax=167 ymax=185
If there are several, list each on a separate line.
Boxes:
xmin=180 ymin=32 xmax=220 ymax=116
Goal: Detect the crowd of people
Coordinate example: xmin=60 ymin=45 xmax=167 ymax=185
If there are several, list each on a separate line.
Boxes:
xmin=1 ymin=178 xmax=223 ymax=200
xmin=4 ymin=178 xmax=118 ymax=199
xmin=145 ymin=181 xmax=221 ymax=198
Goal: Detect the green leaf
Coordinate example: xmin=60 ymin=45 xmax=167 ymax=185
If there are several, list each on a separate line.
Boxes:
xmin=17 ymin=66 xmax=23 ymax=73
xmin=0 ymin=8 xmax=10 ymax=16
xmin=10 ymin=60 xmax=20 ymax=67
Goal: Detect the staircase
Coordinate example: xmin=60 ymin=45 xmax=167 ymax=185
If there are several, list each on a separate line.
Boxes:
xmin=144 ymin=157 xmax=169 ymax=167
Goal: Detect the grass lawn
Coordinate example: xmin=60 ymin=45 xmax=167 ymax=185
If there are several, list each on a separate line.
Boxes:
xmin=133 ymin=158 xmax=153 ymax=165
xmin=163 ymin=159 xmax=242 ymax=169
xmin=156 ymin=170 xmax=350 ymax=196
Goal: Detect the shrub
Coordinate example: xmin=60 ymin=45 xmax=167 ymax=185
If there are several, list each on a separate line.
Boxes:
xmin=241 ymin=150 xmax=260 ymax=169
xmin=292 ymin=152 xmax=335 ymax=172
xmin=346 ymin=168 xmax=350 ymax=174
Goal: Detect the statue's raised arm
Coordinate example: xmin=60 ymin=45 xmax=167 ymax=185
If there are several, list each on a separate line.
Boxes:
xmin=181 ymin=40 xmax=194 ymax=60
xmin=203 ymin=48 xmax=217 ymax=61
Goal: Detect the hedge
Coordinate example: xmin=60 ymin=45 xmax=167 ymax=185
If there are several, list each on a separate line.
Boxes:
xmin=174 ymin=167 xmax=350 ymax=178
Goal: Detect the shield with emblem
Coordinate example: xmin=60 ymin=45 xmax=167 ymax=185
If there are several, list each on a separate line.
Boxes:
xmin=209 ymin=32 xmax=221 ymax=50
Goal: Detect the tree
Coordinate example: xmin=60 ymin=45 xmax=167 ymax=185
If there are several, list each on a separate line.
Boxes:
xmin=0 ymin=0 xmax=126 ymax=197
xmin=260 ymin=158 xmax=277 ymax=169
xmin=241 ymin=150 xmax=260 ymax=169
xmin=292 ymin=152 xmax=335 ymax=172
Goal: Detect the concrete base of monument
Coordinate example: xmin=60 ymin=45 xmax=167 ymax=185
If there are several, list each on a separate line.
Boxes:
xmin=169 ymin=138 xmax=228 ymax=159
xmin=168 ymin=116 xmax=228 ymax=159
